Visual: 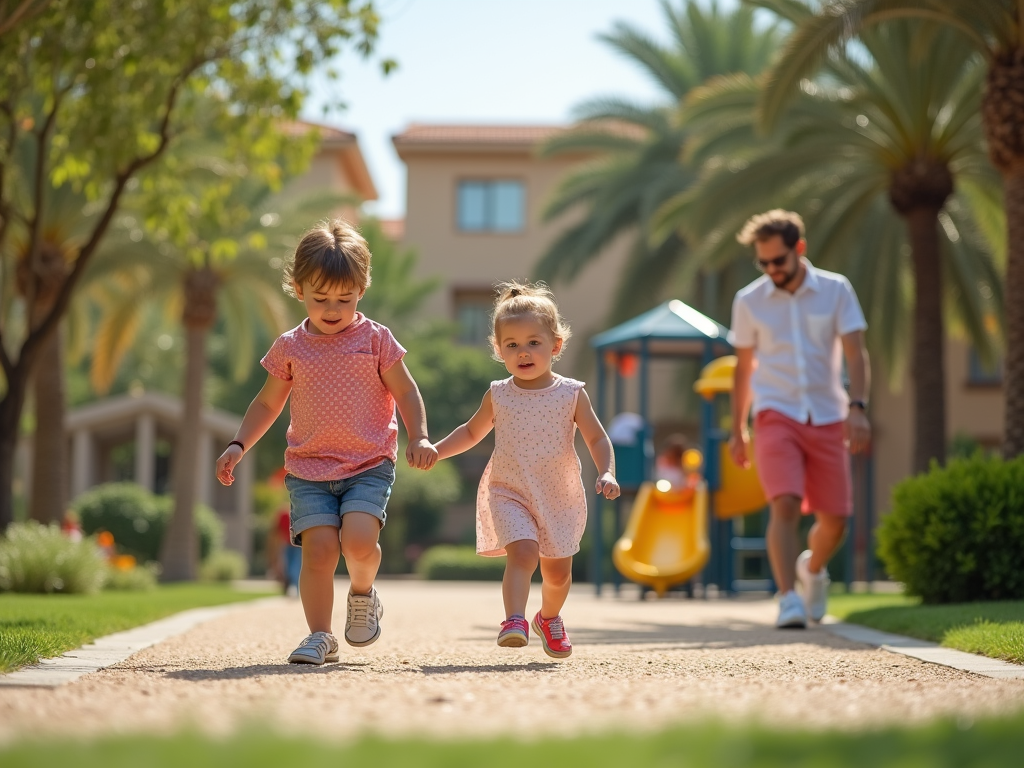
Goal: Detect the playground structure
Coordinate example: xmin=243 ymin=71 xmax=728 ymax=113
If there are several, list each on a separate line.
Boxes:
xmin=590 ymin=300 xmax=772 ymax=597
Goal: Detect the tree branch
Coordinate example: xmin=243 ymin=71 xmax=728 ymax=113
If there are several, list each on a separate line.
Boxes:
xmin=20 ymin=66 xmax=194 ymax=370
xmin=0 ymin=0 xmax=50 ymax=38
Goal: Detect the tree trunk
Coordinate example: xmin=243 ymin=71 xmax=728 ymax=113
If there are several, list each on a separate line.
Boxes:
xmin=159 ymin=325 xmax=206 ymax=580
xmin=28 ymin=321 xmax=67 ymax=523
xmin=1003 ymin=168 xmax=1024 ymax=457
xmin=905 ymin=206 xmax=947 ymax=473
xmin=0 ymin=369 xmax=33 ymax=530
xmin=159 ymin=267 xmax=218 ymax=581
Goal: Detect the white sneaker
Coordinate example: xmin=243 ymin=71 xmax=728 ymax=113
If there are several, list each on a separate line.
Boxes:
xmin=287 ymin=631 xmax=339 ymax=664
xmin=796 ymin=549 xmax=830 ymax=622
xmin=345 ymin=588 xmax=383 ymax=647
xmin=776 ymin=590 xmax=807 ymax=629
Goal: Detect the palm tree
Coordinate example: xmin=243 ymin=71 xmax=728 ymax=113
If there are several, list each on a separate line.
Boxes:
xmin=83 ymin=167 xmax=347 ymax=580
xmin=536 ymin=0 xmax=783 ymax=322
xmin=748 ymin=0 xmax=1024 ymax=457
xmin=654 ymin=14 xmax=1003 ymax=471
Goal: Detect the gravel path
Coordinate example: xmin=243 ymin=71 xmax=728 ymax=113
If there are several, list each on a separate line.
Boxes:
xmin=2 ymin=580 xmax=1023 ymax=742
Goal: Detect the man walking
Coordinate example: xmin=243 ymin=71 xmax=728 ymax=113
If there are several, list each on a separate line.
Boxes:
xmin=728 ymin=210 xmax=871 ymax=628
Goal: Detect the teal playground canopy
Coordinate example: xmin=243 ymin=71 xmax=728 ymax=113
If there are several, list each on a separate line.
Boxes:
xmin=591 ymin=300 xmax=730 ymax=358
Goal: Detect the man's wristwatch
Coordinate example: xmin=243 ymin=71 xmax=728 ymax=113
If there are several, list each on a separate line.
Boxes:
xmin=849 ymin=400 xmax=867 ymax=412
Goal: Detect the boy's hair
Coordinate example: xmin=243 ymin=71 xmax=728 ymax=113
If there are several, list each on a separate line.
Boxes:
xmin=283 ymin=219 xmax=371 ymax=297
xmin=489 ymin=280 xmax=571 ymax=361
xmin=736 ymin=209 xmax=805 ymax=248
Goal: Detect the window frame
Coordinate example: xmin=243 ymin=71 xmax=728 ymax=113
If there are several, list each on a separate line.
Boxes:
xmin=455 ymin=178 xmax=526 ymax=234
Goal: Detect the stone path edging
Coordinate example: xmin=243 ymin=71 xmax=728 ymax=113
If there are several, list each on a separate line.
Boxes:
xmin=821 ymin=617 xmax=1024 ymax=680
xmin=0 ymin=596 xmax=284 ymax=689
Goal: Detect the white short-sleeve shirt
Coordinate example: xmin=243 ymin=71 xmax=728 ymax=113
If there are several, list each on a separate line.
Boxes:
xmin=728 ymin=260 xmax=867 ymax=425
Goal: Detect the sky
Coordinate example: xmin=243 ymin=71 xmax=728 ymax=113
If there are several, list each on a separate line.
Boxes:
xmin=302 ymin=0 xmax=686 ymax=219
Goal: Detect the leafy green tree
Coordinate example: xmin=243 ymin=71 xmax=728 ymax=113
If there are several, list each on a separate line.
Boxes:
xmin=536 ymin=0 xmax=782 ymax=321
xmin=655 ymin=13 xmax=1001 ymax=471
xmin=0 ymin=0 xmax=385 ymax=532
xmin=746 ymin=0 xmax=1024 ymax=457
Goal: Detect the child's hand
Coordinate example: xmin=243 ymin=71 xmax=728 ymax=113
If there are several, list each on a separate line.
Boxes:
xmin=596 ymin=472 xmax=620 ymax=500
xmin=216 ymin=445 xmax=244 ymax=486
xmin=407 ymin=437 xmax=438 ymax=470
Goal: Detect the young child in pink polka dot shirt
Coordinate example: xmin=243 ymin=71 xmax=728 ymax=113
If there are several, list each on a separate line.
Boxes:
xmin=216 ymin=219 xmax=437 ymax=665
xmin=433 ymin=281 xmax=620 ymax=658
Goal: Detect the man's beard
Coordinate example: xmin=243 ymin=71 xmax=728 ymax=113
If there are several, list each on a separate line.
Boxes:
xmin=770 ymin=264 xmax=799 ymax=288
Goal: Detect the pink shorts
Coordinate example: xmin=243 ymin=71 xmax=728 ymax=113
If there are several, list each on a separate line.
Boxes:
xmin=753 ymin=409 xmax=852 ymax=517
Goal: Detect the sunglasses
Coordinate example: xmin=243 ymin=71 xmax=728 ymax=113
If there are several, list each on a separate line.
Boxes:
xmin=755 ymin=251 xmax=793 ymax=271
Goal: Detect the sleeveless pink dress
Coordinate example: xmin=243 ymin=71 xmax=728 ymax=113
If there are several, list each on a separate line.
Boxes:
xmin=476 ymin=375 xmax=588 ymax=558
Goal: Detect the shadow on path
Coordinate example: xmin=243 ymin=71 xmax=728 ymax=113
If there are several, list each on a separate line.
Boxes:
xmin=556 ymin=621 xmax=864 ymax=651
xmin=163 ymin=662 xmax=369 ymax=681
xmin=416 ymin=662 xmax=558 ymax=675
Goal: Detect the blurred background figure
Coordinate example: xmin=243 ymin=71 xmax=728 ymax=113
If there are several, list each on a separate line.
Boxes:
xmin=655 ymin=434 xmax=689 ymax=489
xmin=277 ymin=506 xmax=301 ymax=597
xmin=60 ymin=509 xmax=83 ymax=542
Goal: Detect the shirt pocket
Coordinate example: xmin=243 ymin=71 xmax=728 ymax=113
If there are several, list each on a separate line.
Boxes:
xmin=804 ymin=313 xmax=835 ymax=350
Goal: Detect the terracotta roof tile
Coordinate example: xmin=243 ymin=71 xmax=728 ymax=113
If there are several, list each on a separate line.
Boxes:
xmin=392 ymin=124 xmax=562 ymax=146
xmin=282 ymin=120 xmax=356 ymax=142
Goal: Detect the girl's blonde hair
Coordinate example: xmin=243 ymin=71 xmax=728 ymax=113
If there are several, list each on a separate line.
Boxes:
xmin=283 ymin=219 xmax=371 ymax=297
xmin=489 ymin=280 xmax=571 ymax=361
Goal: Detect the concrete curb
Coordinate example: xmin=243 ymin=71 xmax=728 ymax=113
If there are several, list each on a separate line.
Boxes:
xmin=821 ymin=617 xmax=1024 ymax=680
xmin=0 ymin=596 xmax=284 ymax=689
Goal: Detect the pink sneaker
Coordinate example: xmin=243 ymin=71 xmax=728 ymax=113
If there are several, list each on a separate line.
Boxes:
xmin=532 ymin=612 xmax=572 ymax=658
xmin=497 ymin=616 xmax=529 ymax=647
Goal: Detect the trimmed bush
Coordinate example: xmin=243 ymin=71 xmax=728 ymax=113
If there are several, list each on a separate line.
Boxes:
xmin=379 ymin=459 xmax=461 ymax=573
xmin=199 ymin=550 xmax=248 ymax=582
xmin=416 ymin=545 xmax=505 ymax=581
xmin=0 ymin=521 xmax=108 ymax=594
xmin=877 ymin=454 xmax=1024 ymax=603
xmin=104 ymin=562 xmax=159 ymax=591
xmin=73 ymin=482 xmax=223 ymax=563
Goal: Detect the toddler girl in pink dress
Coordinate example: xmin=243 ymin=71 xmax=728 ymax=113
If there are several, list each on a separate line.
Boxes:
xmin=434 ymin=281 xmax=619 ymax=658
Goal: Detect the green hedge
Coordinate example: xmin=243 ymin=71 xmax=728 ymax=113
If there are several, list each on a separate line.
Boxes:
xmin=415 ymin=545 xmax=506 ymax=581
xmin=0 ymin=522 xmax=108 ymax=594
xmin=878 ymin=454 xmax=1024 ymax=603
xmin=73 ymin=482 xmax=223 ymax=564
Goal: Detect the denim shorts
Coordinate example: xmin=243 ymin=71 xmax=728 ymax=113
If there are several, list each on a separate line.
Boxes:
xmin=285 ymin=460 xmax=395 ymax=545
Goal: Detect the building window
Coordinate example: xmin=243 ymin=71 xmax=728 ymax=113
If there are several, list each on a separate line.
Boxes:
xmin=454 ymin=289 xmax=494 ymax=346
xmin=967 ymin=346 xmax=1002 ymax=386
xmin=457 ymin=180 xmax=525 ymax=232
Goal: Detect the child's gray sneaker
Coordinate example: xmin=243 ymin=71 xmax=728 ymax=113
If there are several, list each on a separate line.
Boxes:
xmin=345 ymin=588 xmax=383 ymax=647
xmin=287 ymin=631 xmax=339 ymax=664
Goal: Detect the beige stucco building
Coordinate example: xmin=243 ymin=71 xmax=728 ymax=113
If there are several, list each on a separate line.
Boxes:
xmin=392 ymin=122 xmax=1007 ymax=540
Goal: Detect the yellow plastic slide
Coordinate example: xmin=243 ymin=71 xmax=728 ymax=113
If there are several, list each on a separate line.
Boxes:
xmin=612 ymin=481 xmax=710 ymax=596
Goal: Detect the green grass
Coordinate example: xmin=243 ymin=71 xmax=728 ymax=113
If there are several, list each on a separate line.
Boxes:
xmin=1 ymin=714 xmax=1023 ymax=768
xmin=0 ymin=584 xmax=273 ymax=673
xmin=828 ymin=592 xmax=1024 ymax=665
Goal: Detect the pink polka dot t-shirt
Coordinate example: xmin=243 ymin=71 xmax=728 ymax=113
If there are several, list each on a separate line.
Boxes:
xmin=261 ymin=313 xmax=406 ymax=482
xmin=477 ymin=375 xmax=588 ymax=558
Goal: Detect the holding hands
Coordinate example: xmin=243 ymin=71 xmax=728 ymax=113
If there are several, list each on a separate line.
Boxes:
xmin=407 ymin=437 xmax=438 ymax=470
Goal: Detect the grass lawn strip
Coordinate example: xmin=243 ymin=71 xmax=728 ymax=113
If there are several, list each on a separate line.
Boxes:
xmin=1 ymin=713 xmax=1023 ymax=768
xmin=0 ymin=584 xmax=274 ymax=673
xmin=828 ymin=593 xmax=1024 ymax=665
